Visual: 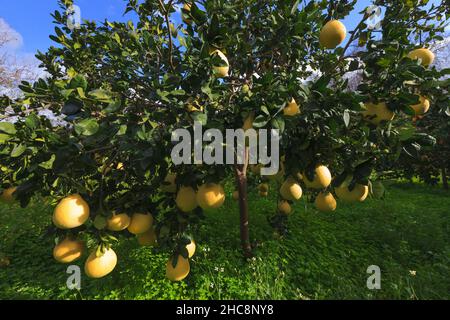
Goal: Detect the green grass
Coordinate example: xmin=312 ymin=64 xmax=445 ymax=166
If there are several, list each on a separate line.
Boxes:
xmin=0 ymin=181 xmax=449 ymax=300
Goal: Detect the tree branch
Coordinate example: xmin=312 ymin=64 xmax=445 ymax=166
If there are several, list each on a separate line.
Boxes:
xmin=339 ymin=13 xmax=369 ymax=62
xmin=157 ymin=0 xmax=175 ymax=72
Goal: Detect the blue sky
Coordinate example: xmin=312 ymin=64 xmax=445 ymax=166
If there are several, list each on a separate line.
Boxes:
xmin=1 ymin=0 xmax=374 ymax=54
xmin=0 ymin=0 xmax=444 ymax=57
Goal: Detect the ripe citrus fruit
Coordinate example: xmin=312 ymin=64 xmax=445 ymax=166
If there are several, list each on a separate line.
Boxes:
xmin=107 ymin=213 xmax=131 ymax=231
xmin=280 ymin=177 xmax=302 ymax=201
xmin=303 ymin=165 xmax=332 ymax=189
xmin=259 ymin=183 xmax=269 ymax=192
xmin=335 ymin=176 xmax=369 ymax=203
xmin=84 ymin=248 xmax=117 ymax=278
xmin=176 ymin=186 xmax=198 ymax=212
xmin=283 ymin=98 xmax=300 ymax=116
xmin=315 ymin=192 xmax=337 ymax=212
xmin=52 ymin=194 xmax=90 ymax=229
xmin=137 ymin=227 xmax=157 ymax=246
xmin=0 ymin=187 xmax=16 ymax=203
xmin=166 ymin=255 xmax=190 ymax=281
xmin=319 ymin=20 xmax=347 ymax=49
xmin=362 ymin=102 xmax=394 ymax=125
xmin=196 ymin=183 xmax=225 ymax=210
xmin=278 ymin=200 xmax=292 ymax=215
xmin=53 ymin=237 xmax=84 ymax=263
xmin=186 ymin=240 xmax=196 ymax=258
xmin=408 ymin=48 xmax=434 ymax=67
xmin=410 ymin=96 xmax=430 ymax=115
xmin=127 ymin=213 xmax=153 ymax=234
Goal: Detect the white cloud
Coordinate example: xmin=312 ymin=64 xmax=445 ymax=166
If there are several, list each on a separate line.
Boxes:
xmin=0 ymin=18 xmax=24 ymax=51
xmin=0 ymin=18 xmax=47 ymax=100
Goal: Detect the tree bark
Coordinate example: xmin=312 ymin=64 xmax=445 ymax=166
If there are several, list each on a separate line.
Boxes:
xmin=442 ymin=167 xmax=448 ymax=190
xmin=234 ymin=147 xmax=252 ymax=258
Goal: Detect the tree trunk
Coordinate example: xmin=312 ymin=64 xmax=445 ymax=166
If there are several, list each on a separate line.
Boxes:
xmin=442 ymin=167 xmax=449 ymax=190
xmin=234 ymin=147 xmax=252 ymax=258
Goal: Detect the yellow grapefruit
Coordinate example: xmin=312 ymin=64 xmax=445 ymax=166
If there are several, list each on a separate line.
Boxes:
xmin=106 ymin=213 xmax=131 ymax=231
xmin=278 ymin=201 xmax=292 ymax=215
xmin=53 ymin=238 xmax=84 ymax=263
xmin=127 ymin=213 xmax=153 ymax=235
xmin=303 ymin=165 xmax=332 ymax=189
xmin=84 ymin=248 xmax=117 ymax=278
xmin=408 ymin=48 xmax=434 ymax=67
xmin=52 ymin=194 xmax=90 ymax=229
xmin=335 ymin=176 xmax=369 ymax=203
xmin=410 ymin=96 xmax=430 ymax=115
xmin=176 ymin=186 xmax=198 ymax=212
xmin=137 ymin=227 xmax=157 ymax=246
xmin=196 ymin=183 xmax=225 ymax=210
xmin=166 ymin=255 xmax=190 ymax=281
xmin=319 ymin=20 xmax=347 ymax=49
xmin=0 ymin=187 xmax=16 ymax=203
xmin=362 ymin=102 xmax=395 ymax=125
xmin=186 ymin=240 xmax=196 ymax=258
xmin=315 ymin=192 xmax=337 ymax=212
xmin=280 ymin=177 xmax=302 ymax=201
xmin=283 ymin=98 xmax=300 ymax=116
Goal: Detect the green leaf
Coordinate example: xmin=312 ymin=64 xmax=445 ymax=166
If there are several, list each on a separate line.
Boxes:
xmin=76 ymin=87 xmax=86 ymax=98
xmin=74 ymin=118 xmax=99 ymax=136
xmin=271 ymin=116 xmax=285 ymax=133
xmin=0 ymin=122 xmax=16 ymax=135
xmin=190 ymin=3 xmax=207 ymax=25
xmin=39 ymin=154 xmax=56 ymax=169
xmin=113 ymin=32 xmax=121 ymax=44
xmin=61 ymin=89 xmax=74 ymax=99
xmin=191 ymin=112 xmax=207 ymax=125
xmin=88 ymin=89 xmax=113 ymax=102
xmin=104 ymin=100 xmax=121 ymax=113
xmin=252 ymin=115 xmax=268 ymax=128
xmin=0 ymin=134 xmax=12 ymax=143
xmin=170 ymin=89 xmax=185 ymax=96
xmin=445 ymin=106 xmax=450 ymax=117
xmin=260 ymin=105 xmax=270 ymax=115
xmin=69 ymin=74 xmax=88 ymax=91
xmin=117 ymin=125 xmax=127 ymax=135
xmin=343 ymin=110 xmax=350 ymax=127
xmin=25 ymin=114 xmax=40 ymax=129
xmin=11 ymin=144 xmax=26 ymax=157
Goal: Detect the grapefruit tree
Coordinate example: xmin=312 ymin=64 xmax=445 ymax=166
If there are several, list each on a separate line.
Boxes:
xmin=0 ymin=0 xmax=449 ymax=280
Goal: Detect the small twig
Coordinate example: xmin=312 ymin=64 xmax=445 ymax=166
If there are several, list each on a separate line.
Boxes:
xmin=339 ymin=13 xmax=369 ymax=62
xmin=157 ymin=0 xmax=175 ymax=72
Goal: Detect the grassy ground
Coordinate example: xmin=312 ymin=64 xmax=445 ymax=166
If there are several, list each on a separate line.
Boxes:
xmin=0 ymin=181 xmax=449 ymax=300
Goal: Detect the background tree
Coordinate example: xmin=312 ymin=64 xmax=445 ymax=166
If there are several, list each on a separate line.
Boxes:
xmin=0 ymin=21 xmax=40 ymax=100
